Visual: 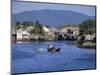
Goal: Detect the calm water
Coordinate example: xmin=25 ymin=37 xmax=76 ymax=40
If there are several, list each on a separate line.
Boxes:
xmin=12 ymin=41 xmax=96 ymax=74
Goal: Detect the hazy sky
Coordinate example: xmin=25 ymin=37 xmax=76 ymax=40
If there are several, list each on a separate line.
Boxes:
xmin=12 ymin=1 xmax=96 ymax=16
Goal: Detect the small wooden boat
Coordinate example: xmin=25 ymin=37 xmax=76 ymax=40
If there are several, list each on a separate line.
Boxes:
xmin=48 ymin=45 xmax=61 ymax=52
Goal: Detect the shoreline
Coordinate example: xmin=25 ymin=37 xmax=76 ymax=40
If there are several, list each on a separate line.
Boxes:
xmin=77 ymin=42 xmax=96 ymax=49
xmin=12 ymin=40 xmax=96 ymax=49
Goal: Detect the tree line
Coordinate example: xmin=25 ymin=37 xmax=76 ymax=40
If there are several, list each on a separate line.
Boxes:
xmin=15 ymin=19 xmax=96 ymax=35
xmin=16 ymin=20 xmax=43 ymax=34
xmin=79 ymin=19 xmax=96 ymax=34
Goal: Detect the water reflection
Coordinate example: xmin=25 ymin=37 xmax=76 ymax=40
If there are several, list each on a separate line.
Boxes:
xmin=12 ymin=41 xmax=96 ymax=74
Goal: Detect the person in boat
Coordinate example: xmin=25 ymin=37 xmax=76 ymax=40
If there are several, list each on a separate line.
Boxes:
xmin=48 ymin=45 xmax=54 ymax=48
xmin=48 ymin=45 xmax=61 ymax=52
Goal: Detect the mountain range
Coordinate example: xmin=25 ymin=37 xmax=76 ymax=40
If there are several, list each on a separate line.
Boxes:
xmin=12 ymin=10 xmax=95 ymax=27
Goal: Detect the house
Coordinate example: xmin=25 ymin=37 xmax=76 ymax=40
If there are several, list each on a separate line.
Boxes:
xmin=42 ymin=26 xmax=52 ymax=35
xmin=26 ymin=26 xmax=34 ymax=33
xmin=16 ymin=29 xmax=30 ymax=40
xmin=49 ymin=27 xmax=59 ymax=33
xmin=29 ymin=34 xmax=39 ymax=40
xmin=59 ymin=25 xmax=79 ymax=33
xmin=22 ymin=31 xmax=30 ymax=40
xmin=42 ymin=26 xmax=59 ymax=40
xmin=85 ymin=34 xmax=95 ymax=41
xmin=59 ymin=25 xmax=79 ymax=39
xmin=16 ymin=29 xmax=23 ymax=40
xmin=73 ymin=30 xmax=79 ymax=36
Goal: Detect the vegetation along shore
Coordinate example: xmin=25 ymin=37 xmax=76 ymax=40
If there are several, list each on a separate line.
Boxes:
xmin=12 ymin=19 xmax=96 ymax=49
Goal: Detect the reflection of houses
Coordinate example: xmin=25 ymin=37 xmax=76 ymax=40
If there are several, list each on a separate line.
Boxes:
xmin=16 ymin=29 xmax=30 ymax=40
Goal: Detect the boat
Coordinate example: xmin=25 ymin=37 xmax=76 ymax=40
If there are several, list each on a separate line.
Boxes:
xmin=48 ymin=45 xmax=61 ymax=52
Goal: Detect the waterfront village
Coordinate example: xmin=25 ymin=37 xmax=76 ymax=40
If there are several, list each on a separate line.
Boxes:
xmin=12 ymin=20 xmax=96 ymax=49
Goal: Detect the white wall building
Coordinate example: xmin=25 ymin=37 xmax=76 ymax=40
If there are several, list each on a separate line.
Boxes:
xmin=73 ymin=30 xmax=79 ymax=36
xmin=85 ymin=34 xmax=95 ymax=41
xmin=26 ymin=26 xmax=34 ymax=32
xmin=42 ymin=26 xmax=52 ymax=35
xmin=16 ymin=29 xmax=30 ymax=40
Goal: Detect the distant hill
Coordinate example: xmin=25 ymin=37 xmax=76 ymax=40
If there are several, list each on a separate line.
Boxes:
xmin=12 ymin=10 xmax=95 ymax=27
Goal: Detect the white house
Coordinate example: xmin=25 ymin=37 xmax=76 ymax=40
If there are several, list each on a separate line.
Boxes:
xmin=22 ymin=31 xmax=30 ymax=40
xmin=49 ymin=27 xmax=59 ymax=33
xmin=42 ymin=26 xmax=52 ymax=35
xmin=60 ymin=26 xmax=79 ymax=33
xmin=16 ymin=29 xmax=30 ymax=40
xmin=59 ymin=26 xmax=79 ymax=37
xmin=26 ymin=26 xmax=34 ymax=32
xmin=73 ymin=30 xmax=79 ymax=36
xmin=85 ymin=34 xmax=95 ymax=41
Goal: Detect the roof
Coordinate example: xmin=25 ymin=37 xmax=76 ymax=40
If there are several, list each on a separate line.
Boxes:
xmin=17 ymin=29 xmax=30 ymax=35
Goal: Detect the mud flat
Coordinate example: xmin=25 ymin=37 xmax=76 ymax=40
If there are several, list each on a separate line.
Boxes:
xmin=78 ymin=42 xmax=96 ymax=49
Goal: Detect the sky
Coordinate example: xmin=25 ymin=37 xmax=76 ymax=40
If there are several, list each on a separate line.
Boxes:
xmin=12 ymin=1 xmax=96 ymax=16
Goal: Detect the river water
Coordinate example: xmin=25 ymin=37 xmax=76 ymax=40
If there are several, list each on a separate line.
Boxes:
xmin=12 ymin=41 xmax=96 ymax=74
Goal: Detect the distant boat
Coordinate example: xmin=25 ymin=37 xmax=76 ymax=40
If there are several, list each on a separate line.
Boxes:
xmin=48 ymin=45 xmax=61 ymax=52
